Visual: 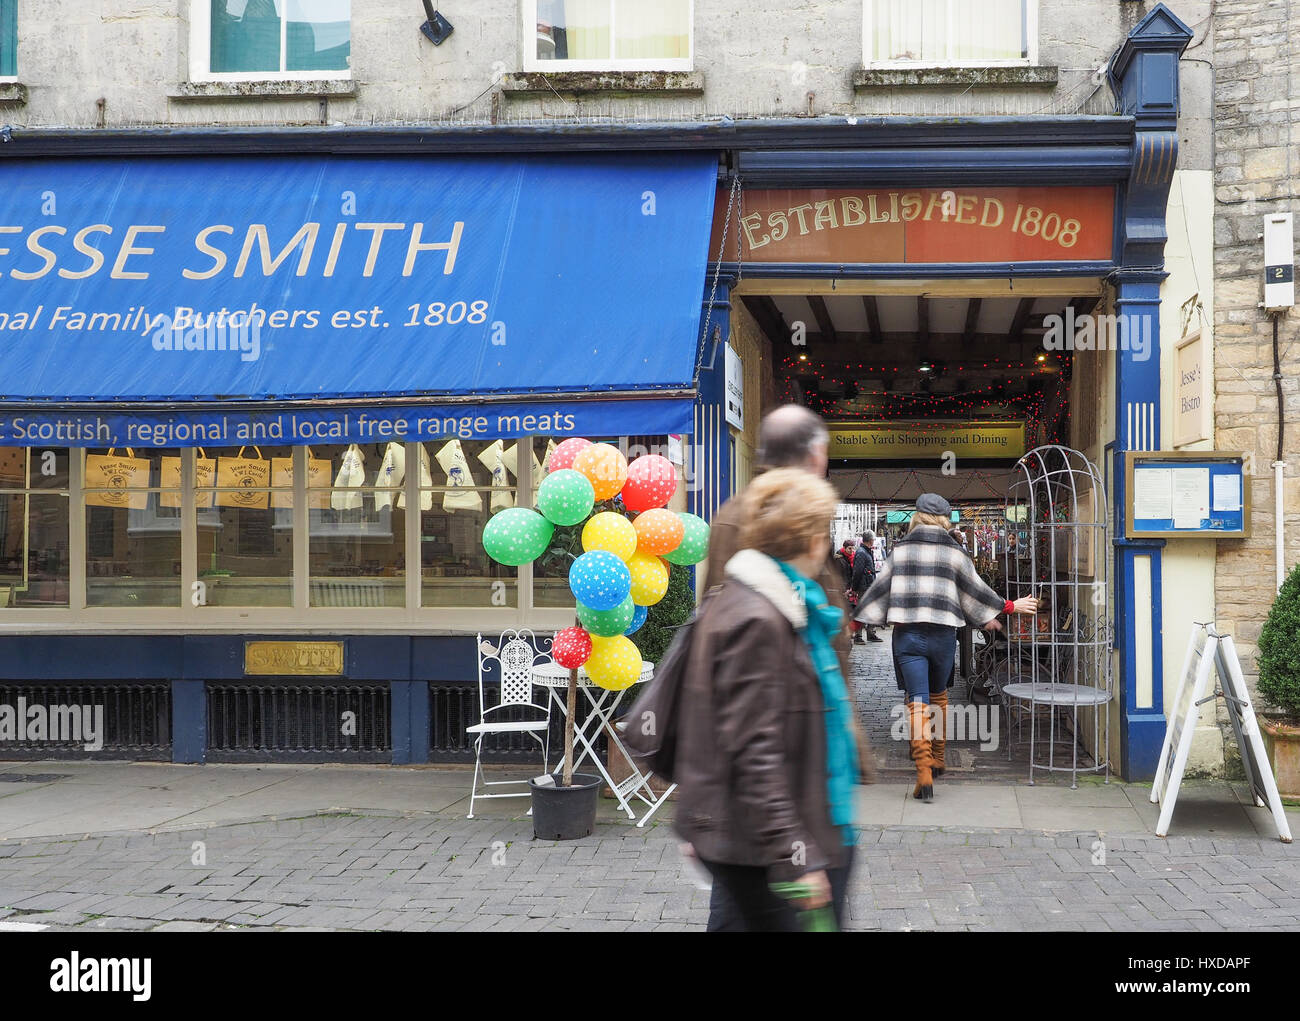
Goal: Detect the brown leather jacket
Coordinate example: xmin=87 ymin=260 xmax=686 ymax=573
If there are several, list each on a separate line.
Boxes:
xmin=702 ymin=492 xmax=876 ymax=783
xmin=674 ymin=550 xmax=852 ymax=881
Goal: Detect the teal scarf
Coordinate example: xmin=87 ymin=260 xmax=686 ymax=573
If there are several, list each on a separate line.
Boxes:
xmin=775 ymin=560 xmax=859 ymax=846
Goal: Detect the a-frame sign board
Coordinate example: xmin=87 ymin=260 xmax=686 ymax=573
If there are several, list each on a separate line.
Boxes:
xmin=1151 ymin=624 xmax=1292 ymax=842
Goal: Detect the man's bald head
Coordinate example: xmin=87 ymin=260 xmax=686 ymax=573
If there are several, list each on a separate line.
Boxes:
xmin=756 ymin=404 xmax=829 ymax=476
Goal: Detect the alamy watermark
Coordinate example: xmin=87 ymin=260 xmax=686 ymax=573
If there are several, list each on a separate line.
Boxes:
xmin=0 ymin=698 xmax=104 ymax=751
xmin=150 ymin=307 xmax=262 ymax=362
xmin=1042 ymin=308 xmax=1152 ymax=362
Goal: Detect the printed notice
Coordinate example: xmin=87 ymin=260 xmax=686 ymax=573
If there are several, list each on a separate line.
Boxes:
xmin=1172 ymin=466 xmax=1210 ymax=529
xmin=1213 ymin=472 xmax=1243 ymax=512
xmin=1133 ymin=467 xmax=1173 ymax=520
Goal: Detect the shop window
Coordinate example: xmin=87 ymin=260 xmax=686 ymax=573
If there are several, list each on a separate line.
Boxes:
xmin=421 ymin=439 xmax=519 ymax=609
xmin=197 ymin=445 xmax=294 ymax=608
xmin=865 ymin=0 xmax=1034 ymax=66
xmin=0 ymin=0 xmax=16 ymax=78
xmin=84 ymin=449 xmax=182 ymax=607
xmin=309 ymin=443 xmax=406 ymax=608
xmin=527 ymin=0 xmax=692 ymax=71
xmin=193 ymin=0 xmax=351 ymax=80
xmin=0 ymin=448 xmax=69 ymax=608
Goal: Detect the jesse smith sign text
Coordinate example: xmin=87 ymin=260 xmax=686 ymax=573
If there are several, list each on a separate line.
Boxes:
xmin=711 ymin=187 xmax=1115 ymax=264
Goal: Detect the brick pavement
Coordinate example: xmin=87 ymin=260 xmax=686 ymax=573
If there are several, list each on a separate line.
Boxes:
xmin=2 ymin=809 xmax=1299 ymax=932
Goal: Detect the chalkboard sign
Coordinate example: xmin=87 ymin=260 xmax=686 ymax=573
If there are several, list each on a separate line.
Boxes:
xmin=1125 ymin=451 xmax=1251 ymax=538
xmin=1151 ymin=625 xmax=1292 ymax=842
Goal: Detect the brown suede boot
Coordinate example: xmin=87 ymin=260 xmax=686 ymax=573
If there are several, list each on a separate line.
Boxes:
xmin=908 ymin=701 xmax=933 ymax=802
xmin=931 ymin=691 xmax=948 ymax=777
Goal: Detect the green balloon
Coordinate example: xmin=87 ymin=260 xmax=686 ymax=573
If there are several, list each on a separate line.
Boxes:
xmin=662 ymin=512 xmax=710 ymax=566
xmin=537 ymin=469 xmax=596 ymax=527
xmin=577 ymin=595 xmax=636 ymax=637
xmin=482 ymin=507 xmax=554 ymax=566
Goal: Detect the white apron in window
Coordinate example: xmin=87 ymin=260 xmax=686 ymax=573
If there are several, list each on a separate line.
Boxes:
xmin=502 ymin=441 xmax=544 ymax=484
xmin=373 ymin=441 xmax=405 ymax=512
xmin=476 ymin=439 xmax=514 ymax=512
xmin=331 ymin=443 xmax=366 ymax=511
xmin=540 ymin=439 xmax=558 ymax=474
xmin=435 ymin=440 xmax=481 ymax=512
xmin=396 ymin=442 xmax=435 ymax=512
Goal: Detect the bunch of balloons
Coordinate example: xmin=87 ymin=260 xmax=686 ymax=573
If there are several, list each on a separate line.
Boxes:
xmin=482 ymin=438 xmax=710 ymax=690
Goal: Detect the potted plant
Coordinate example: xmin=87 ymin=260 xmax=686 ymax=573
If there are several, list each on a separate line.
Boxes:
xmin=480 ymin=439 xmax=708 ymax=840
xmin=1255 ymin=563 xmax=1300 ymax=797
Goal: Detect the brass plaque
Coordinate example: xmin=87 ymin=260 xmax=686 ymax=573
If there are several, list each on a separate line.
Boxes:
xmin=244 ymin=641 xmax=345 ymax=676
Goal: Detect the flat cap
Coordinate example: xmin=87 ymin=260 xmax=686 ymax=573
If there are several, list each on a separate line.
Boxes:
xmin=916 ymin=492 xmax=952 ymax=517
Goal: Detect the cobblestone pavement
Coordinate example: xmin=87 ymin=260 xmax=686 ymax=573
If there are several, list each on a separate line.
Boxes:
xmin=2 ymin=809 xmax=1299 ymax=932
xmin=851 ymin=628 xmax=1071 ymax=780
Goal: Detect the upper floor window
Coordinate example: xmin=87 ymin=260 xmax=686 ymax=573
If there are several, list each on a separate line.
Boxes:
xmin=526 ymin=0 xmax=693 ymax=72
xmin=191 ymin=0 xmax=351 ymax=81
xmin=865 ymin=0 xmax=1036 ymax=67
xmin=0 ymin=0 xmax=16 ymax=79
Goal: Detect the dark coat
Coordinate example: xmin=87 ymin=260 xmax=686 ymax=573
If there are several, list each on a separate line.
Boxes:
xmin=700 ymin=491 xmax=875 ymax=783
xmin=673 ymin=550 xmax=851 ymax=881
xmin=850 ymin=545 xmax=876 ymax=595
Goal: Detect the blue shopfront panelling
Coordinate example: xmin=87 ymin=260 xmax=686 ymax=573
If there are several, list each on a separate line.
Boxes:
xmin=0 ymin=633 xmax=479 ymax=765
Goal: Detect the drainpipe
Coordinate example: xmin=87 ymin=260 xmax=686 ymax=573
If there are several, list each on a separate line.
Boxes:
xmin=1273 ymin=312 xmax=1287 ymax=591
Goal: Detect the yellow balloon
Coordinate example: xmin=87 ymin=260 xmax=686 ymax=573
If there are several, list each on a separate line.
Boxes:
xmin=627 ymin=551 xmax=669 ymax=606
xmin=585 ymin=635 xmax=643 ymax=691
xmin=581 ymin=511 xmax=638 ymax=561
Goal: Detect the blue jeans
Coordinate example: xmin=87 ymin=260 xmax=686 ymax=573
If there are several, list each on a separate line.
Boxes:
xmin=891 ymin=624 xmax=958 ymax=704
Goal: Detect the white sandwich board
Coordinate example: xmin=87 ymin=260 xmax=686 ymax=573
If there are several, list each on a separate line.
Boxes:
xmin=1151 ymin=624 xmax=1292 ymax=842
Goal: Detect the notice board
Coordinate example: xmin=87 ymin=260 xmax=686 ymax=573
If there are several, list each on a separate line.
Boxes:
xmin=1125 ymin=451 xmax=1250 ymax=538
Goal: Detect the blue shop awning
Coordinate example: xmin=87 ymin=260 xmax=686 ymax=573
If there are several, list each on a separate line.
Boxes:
xmin=0 ymin=153 xmax=718 ymax=446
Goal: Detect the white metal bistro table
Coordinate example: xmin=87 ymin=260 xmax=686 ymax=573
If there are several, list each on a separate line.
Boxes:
xmin=531 ymin=659 xmax=674 ymax=826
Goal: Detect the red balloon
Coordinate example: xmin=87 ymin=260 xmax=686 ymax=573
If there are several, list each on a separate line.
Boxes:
xmin=552 ymin=626 xmax=593 ymax=669
xmin=549 ymin=438 xmax=593 ymax=473
xmin=622 ymin=454 xmax=678 ymax=513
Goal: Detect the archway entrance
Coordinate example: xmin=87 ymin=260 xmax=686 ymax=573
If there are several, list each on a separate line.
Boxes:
xmin=734 ymin=278 xmax=1107 ymax=781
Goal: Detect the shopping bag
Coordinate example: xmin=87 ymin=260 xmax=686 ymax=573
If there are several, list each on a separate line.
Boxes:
xmin=270 ymin=448 xmax=330 ymax=509
xmin=434 ymin=439 xmax=483 ymax=513
xmin=331 ymin=443 xmax=366 ymax=511
xmin=396 ymin=443 xmax=434 ymax=512
xmin=160 ymin=448 xmax=216 ymax=508
xmin=84 ymin=448 xmax=151 ymax=509
xmin=216 ymin=446 xmax=270 ymax=509
xmin=477 ymin=439 xmax=514 ymax=512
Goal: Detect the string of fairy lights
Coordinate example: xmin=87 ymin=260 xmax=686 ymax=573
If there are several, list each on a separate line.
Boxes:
xmin=779 ymin=355 xmax=1073 ymax=440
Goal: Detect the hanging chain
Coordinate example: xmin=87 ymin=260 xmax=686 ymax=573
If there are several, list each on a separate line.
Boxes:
xmin=694 ymin=173 xmax=741 ymax=384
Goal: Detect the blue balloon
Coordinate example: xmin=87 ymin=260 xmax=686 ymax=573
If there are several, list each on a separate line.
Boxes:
xmin=568 ymin=550 xmax=632 ymax=612
xmin=624 ymin=603 xmax=649 ymax=636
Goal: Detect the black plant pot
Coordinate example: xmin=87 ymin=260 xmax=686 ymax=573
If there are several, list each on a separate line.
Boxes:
xmin=529 ymin=772 xmax=600 ymax=840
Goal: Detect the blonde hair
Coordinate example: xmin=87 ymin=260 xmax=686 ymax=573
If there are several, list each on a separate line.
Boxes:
xmin=909 ymin=510 xmax=952 ymax=532
xmin=738 ymin=468 xmax=838 ymax=562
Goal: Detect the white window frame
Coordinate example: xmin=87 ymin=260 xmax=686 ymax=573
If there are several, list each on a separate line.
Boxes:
xmin=0 ymin=443 xmax=582 ymax=635
xmin=522 ymin=0 xmax=694 ymax=73
xmin=0 ymin=0 xmax=16 ymax=82
xmin=863 ymin=0 xmax=1037 ymax=69
xmin=189 ymin=0 xmax=352 ymax=83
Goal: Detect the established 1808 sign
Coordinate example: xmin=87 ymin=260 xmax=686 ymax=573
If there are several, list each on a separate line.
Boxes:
xmin=710 ymin=186 xmax=1116 ymax=264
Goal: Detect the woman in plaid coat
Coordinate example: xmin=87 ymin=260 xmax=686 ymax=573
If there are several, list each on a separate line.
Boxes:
xmin=854 ymin=494 xmax=1038 ymax=802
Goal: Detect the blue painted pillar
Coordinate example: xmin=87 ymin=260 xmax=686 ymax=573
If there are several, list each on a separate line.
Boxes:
xmin=1113 ymin=270 xmax=1167 ymax=780
xmin=391 ymin=681 xmax=430 ymax=764
xmin=1107 ymin=4 xmax=1192 ymax=779
xmin=691 ymin=273 xmax=736 ymax=522
xmin=171 ymin=679 xmax=206 ymax=764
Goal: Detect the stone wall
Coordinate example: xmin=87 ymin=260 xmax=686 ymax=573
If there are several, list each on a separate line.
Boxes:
xmin=0 ymin=0 xmax=1207 ymax=140
xmin=1212 ymin=0 xmax=1300 ymax=689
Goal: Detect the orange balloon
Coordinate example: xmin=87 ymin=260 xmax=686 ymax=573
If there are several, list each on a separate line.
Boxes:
xmin=573 ymin=443 xmax=629 ymax=502
xmin=634 ymin=508 xmax=685 ymax=556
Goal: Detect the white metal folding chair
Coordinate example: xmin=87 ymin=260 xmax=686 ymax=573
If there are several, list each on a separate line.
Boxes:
xmin=465 ymin=630 xmax=552 ymax=819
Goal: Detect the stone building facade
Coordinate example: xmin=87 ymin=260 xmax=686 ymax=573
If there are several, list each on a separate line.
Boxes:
xmin=1212 ymin=0 xmax=1298 ymax=699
